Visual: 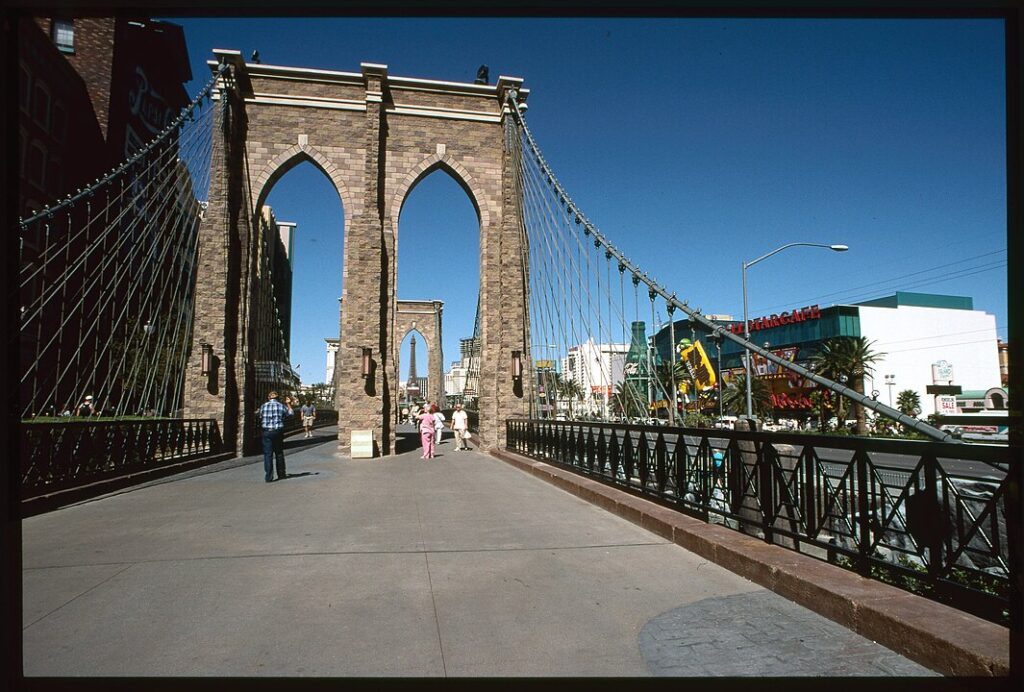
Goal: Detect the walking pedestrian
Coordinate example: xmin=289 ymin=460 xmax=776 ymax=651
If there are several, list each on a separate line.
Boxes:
xmin=712 ymin=450 xmax=725 ymax=487
xmin=417 ymin=405 xmax=436 ymax=459
xmin=432 ymin=403 xmax=446 ymax=445
xmin=301 ymin=400 xmax=317 ymax=438
xmin=258 ymin=391 xmax=294 ymax=482
xmin=451 ymin=403 xmax=469 ymax=450
xmin=76 ymin=395 xmax=96 ymax=417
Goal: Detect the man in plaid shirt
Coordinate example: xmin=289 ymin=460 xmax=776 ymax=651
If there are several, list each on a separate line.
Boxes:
xmin=259 ymin=391 xmax=294 ymax=482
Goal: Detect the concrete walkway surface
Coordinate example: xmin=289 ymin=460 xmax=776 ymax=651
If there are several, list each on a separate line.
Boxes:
xmin=22 ymin=425 xmax=936 ymax=677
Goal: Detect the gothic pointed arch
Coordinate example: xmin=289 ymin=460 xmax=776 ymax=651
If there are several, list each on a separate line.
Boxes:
xmin=252 ymin=143 xmax=356 ymax=237
xmin=389 ymin=153 xmax=491 ymax=233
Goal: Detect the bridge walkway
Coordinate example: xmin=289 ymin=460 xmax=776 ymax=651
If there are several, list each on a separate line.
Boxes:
xmin=22 ymin=425 xmax=934 ymax=677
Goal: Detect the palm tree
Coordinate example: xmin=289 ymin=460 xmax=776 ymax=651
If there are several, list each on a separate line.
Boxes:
xmin=808 ymin=389 xmax=834 ymax=431
xmin=896 ymin=389 xmax=922 ymax=417
xmin=653 ymin=361 xmax=687 ymax=411
xmin=840 ymin=337 xmax=885 ymax=435
xmin=810 ymin=337 xmax=885 ymax=435
xmin=721 ymin=374 xmax=772 ymax=418
xmin=557 ymin=377 xmax=584 ymax=419
xmin=612 ymin=380 xmax=647 ymax=419
xmin=896 ymin=390 xmax=922 ymax=417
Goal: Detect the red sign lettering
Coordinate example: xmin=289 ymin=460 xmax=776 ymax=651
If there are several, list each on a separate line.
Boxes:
xmin=770 ymin=392 xmax=813 ymax=410
xmin=729 ymin=305 xmax=821 ymax=335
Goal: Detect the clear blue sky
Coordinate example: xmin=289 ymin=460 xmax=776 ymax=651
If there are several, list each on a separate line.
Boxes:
xmin=165 ymin=18 xmax=1007 ymax=385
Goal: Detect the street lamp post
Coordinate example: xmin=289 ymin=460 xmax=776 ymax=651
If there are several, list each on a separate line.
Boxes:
xmin=743 ymin=242 xmax=848 ymax=418
xmin=532 ymin=343 xmax=558 ymax=419
xmin=884 ymin=374 xmax=896 ymax=407
xmin=708 ymin=330 xmax=724 ymax=422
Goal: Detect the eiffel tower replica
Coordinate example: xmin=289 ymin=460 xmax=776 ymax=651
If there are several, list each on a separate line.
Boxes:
xmin=404 ymin=335 xmax=426 ymax=403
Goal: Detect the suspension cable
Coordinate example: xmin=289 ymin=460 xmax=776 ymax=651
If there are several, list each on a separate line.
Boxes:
xmin=506 ymin=89 xmax=954 ymax=443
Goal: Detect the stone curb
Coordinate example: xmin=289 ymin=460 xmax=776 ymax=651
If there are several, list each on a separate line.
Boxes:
xmin=490 ymin=447 xmax=1009 ymax=678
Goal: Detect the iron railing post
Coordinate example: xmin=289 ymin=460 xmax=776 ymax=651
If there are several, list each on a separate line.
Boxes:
xmin=637 ymin=432 xmax=650 ymax=490
xmin=588 ymin=425 xmax=596 ymax=473
xmin=655 ymin=431 xmax=668 ymax=493
xmin=855 ymin=448 xmax=873 ymax=578
xmin=922 ymin=452 xmax=943 ymax=584
xmin=623 ymin=428 xmax=635 ymax=482
xmin=803 ymin=446 xmax=818 ymax=538
xmin=758 ymin=441 xmax=774 ymax=544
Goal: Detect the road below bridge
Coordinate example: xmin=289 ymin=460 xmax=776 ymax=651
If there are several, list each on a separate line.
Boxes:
xmin=22 ymin=425 xmax=935 ymax=677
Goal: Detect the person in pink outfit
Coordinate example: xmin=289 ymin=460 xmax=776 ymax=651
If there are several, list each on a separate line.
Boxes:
xmin=417 ymin=405 xmax=436 ymax=459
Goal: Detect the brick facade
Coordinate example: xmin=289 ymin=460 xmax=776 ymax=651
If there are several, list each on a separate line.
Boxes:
xmin=185 ymin=53 xmax=530 ymax=455
xmin=43 ymin=17 xmax=117 ymax=140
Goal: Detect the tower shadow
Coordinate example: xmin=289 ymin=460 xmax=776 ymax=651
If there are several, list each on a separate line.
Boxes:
xmin=394 ymin=423 xmax=423 ymax=455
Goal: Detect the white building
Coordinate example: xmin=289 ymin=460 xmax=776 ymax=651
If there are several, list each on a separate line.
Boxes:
xmin=561 ymin=339 xmax=628 ymax=415
xmin=444 ymin=337 xmax=480 ymax=399
xmin=445 ymin=362 xmax=472 ymax=397
xmin=856 ymin=294 xmax=1001 ymax=417
xmin=324 ymin=337 xmax=339 ymax=385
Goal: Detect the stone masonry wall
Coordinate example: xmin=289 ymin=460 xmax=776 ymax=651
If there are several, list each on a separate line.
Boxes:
xmin=188 ymin=57 xmax=530 ymax=456
xmin=184 ymin=72 xmax=258 ymax=452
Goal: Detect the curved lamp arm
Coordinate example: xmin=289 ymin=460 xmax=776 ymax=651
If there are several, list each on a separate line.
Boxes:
xmin=744 ymin=242 xmax=848 ymax=270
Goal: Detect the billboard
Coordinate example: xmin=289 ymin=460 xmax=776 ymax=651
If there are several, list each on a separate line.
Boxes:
xmin=677 ymin=339 xmax=716 ymax=391
xmin=937 ymin=395 xmax=957 ymax=415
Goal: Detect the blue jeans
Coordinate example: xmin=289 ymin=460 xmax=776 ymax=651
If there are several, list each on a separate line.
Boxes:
xmin=262 ymin=427 xmax=286 ymax=481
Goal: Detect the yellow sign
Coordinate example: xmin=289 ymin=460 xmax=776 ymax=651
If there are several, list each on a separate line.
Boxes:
xmin=535 ymin=360 xmax=555 ymax=369
xmin=678 ymin=340 xmax=716 ymax=391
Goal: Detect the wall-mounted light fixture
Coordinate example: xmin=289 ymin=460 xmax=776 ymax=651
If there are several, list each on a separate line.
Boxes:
xmin=361 ymin=347 xmax=372 ymax=379
xmin=201 ymin=342 xmax=213 ymax=376
xmin=511 ymin=350 xmax=523 ymax=382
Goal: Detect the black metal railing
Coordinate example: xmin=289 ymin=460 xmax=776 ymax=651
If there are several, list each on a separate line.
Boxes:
xmin=21 ymin=419 xmax=223 ymax=500
xmin=507 ymin=419 xmax=1012 ymax=624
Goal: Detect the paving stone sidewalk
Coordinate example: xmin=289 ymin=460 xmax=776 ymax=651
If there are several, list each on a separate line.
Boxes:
xmin=22 ymin=426 xmax=936 ymax=677
xmin=640 ymin=590 xmax=933 ymax=676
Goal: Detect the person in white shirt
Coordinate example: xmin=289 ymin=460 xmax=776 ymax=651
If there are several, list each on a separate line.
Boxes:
xmin=432 ymin=404 xmax=446 ymax=445
xmin=451 ymin=403 xmax=469 ymax=450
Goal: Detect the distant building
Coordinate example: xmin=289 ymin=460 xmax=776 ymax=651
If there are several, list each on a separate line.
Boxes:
xmin=561 ymin=339 xmax=628 ymax=416
xmin=955 ymin=387 xmax=1008 ymax=413
xmin=653 ymin=292 xmax=1003 ymax=419
xmin=445 ymin=336 xmax=480 ymax=400
xmin=857 ymin=293 xmax=1000 ymax=418
xmin=997 ymin=339 xmax=1008 ymax=386
xmin=249 ymin=206 xmax=297 ymax=400
xmin=325 ymin=337 xmax=339 ymax=385
xmin=263 ymin=209 xmax=295 ymax=354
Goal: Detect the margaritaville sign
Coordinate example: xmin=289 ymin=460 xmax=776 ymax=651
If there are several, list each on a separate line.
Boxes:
xmin=728 ymin=305 xmax=821 ymax=335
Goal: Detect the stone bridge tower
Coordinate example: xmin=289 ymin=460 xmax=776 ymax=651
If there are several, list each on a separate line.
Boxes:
xmin=185 ymin=50 xmax=529 ymax=455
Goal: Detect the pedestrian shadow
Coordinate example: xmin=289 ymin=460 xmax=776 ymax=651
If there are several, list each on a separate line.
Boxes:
xmin=281 ymin=472 xmax=317 ymax=479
